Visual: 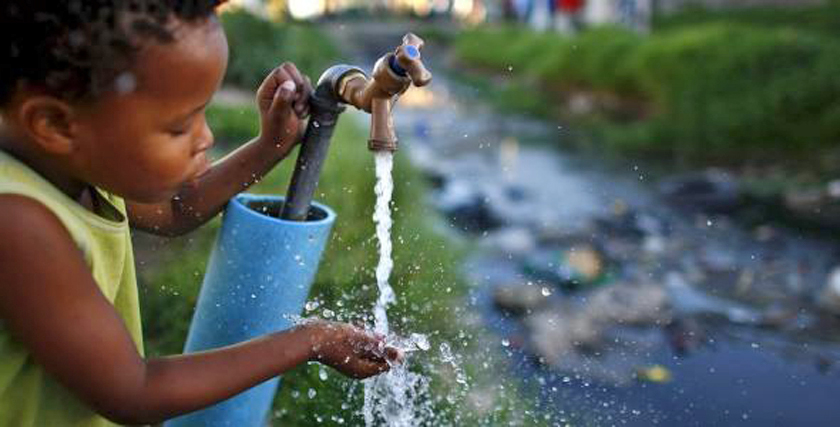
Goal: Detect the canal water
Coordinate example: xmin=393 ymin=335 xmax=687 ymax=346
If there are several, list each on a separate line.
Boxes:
xmin=389 ymin=56 xmax=840 ymax=425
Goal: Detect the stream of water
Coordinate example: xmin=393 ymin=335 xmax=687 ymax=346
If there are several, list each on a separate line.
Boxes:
xmin=363 ymin=151 xmax=433 ymax=426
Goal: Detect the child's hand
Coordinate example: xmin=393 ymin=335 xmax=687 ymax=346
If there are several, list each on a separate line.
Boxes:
xmin=255 ymin=62 xmax=313 ymax=152
xmin=304 ymin=320 xmax=403 ymax=379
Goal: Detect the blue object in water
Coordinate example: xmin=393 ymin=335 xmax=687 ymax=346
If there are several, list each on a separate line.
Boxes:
xmin=165 ymin=193 xmax=336 ymax=427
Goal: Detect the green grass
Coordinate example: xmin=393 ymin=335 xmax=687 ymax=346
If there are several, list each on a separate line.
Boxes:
xmin=221 ymin=9 xmax=342 ymax=89
xmin=653 ymin=0 xmax=840 ymax=38
xmin=452 ymin=18 xmax=840 ymax=170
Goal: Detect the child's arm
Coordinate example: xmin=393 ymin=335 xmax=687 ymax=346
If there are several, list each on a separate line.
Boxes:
xmin=128 ymin=63 xmax=312 ymax=237
xmin=0 ymin=195 xmax=396 ymax=424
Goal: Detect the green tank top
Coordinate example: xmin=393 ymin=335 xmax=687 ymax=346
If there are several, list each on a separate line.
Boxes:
xmin=0 ymin=150 xmax=144 ymax=426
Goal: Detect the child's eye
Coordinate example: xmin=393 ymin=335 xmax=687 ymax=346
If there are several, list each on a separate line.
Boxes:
xmin=168 ymin=127 xmax=189 ymax=137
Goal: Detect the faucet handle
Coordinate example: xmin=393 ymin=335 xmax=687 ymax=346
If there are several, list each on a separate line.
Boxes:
xmin=394 ymin=33 xmax=432 ymax=87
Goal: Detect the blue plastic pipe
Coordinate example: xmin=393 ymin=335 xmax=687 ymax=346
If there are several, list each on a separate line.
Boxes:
xmin=165 ymin=194 xmax=335 ymax=427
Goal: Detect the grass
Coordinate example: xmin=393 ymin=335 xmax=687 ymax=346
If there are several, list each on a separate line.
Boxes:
xmin=221 ymin=9 xmax=342 ymax=89
xmin=451 ymin=15 xmax=840 ymax=172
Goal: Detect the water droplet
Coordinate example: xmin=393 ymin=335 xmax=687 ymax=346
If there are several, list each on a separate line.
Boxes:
xmin=323 ymin=309 xmax=334 ymax=318
xmin=541 ymin=287 xmax=552 ymax=296
xmin=411 ymin=333 xmax=430 ymax=351
xmin=501 ymin=338 xmax=510 ymax=347
xmin=319 ymin=367 xmax=328 ymax=381
xmin=305 ymin=301 xmax=319 ymax=311
xmin=308 ymin=388 xmax=317 ymax=399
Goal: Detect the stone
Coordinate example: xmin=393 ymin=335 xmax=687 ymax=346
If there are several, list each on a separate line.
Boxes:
xmin=658 ymin=169 xmax=741 ymax=213
xmin=492 ymin=283 xmax=550 ymax=315
xmin=584 ymin=283 xmax=671 ymax=326
xmin=817 ymin=267 xmax=840 ymax=316
xmin=480 ymin=226 xmax=536 ymax=256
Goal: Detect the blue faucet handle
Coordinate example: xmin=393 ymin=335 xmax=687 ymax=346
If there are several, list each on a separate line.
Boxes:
xmin=394 ymin=33 xmax=432 ymax=87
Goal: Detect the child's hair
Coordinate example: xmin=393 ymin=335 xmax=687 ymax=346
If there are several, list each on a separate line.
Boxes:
xmin=0 ymin=0 xmax=228 ymax=108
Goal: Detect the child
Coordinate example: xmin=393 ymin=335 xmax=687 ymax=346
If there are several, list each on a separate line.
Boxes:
xmin=0 ymin=1 xmax=399 ymax=425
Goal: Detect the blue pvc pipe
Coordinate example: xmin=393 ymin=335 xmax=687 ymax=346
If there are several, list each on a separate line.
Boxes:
xmin=165 ymin=193 xmax=335 ymax=427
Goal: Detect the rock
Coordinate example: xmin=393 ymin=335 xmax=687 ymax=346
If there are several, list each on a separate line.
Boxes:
xmin=658 ymin=169 xmax=741 ymax=213
xmin=446 ymin=199 xmax=503 ymax=233
xmin=782 ymin=187 xmax=840 ymax=230
xmin=584 ymin=283 xmax=671 ymax=326
xmin=753 ymin=224 xmax=777 ymax=242
xmin=492 ymin=283 xmax=551 ymax=315
xmin=817 ymin=267 xmax=840 ymax=316
xmin=642 ymin=234 xmax=667 ymax=256
xmin=828 ymin=180 xmax=840 ymax=199
xmin=435 ymin=179 xmax=479 ymax=212
xmin=759 ymin=302 xmax=799 ymax=329
xmin=665 ymin=272 xmax=762 ymax=324
xmin=783 ymin=187 xmax=823 ymax=213
xmin=521 ymin=283 xmax=672 ymax=386
xmin=435 ymin=179 xmax=503 ymax=233
xmin=524 ymin=306 xmax=601 ymax=360
xmin=480 ymin=227 xmax=536 ymax=256
xmin=665 ymin=317 xmax=706 ymax=355
xmin=524 ymin=303 xmax=665 ymax=387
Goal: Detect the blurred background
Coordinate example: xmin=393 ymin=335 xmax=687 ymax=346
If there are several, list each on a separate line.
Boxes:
xmin=136 ymin=1 xmax=840 ymax=425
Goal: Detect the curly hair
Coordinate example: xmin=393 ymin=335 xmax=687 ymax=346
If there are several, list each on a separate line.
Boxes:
xmin=0 ymin=0 xmax=228 ymax=107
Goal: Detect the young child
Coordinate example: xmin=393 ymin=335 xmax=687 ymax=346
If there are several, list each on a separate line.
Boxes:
xmin=0 ymin=1 xmax=399 ymax=425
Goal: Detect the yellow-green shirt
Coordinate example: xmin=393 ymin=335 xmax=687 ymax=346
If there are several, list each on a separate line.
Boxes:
xmin=0 ymin=150 xmax=143 ymax=426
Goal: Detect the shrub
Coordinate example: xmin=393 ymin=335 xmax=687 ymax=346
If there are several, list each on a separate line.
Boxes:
xmin=454 ymin=21 xmax=840 ymax=163
xmin=221 ymin=9 xmax=341 ymax=89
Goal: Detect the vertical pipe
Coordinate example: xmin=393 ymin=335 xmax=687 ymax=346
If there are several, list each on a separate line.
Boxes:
xmin=281 ymin=94 xmax=344 ymax=220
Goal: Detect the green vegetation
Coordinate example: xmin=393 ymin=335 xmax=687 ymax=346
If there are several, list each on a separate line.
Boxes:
xmin=453 ymin=9 xmax=840 ymax=169
xmin=654 ymin=0 xmax=840 ymax=38
xmin=221 ymin=9 xmax=341 ymax=88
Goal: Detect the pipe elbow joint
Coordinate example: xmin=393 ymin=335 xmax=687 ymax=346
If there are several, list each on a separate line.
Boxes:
xmin=314 ymin=65 xmax=367 ymax=105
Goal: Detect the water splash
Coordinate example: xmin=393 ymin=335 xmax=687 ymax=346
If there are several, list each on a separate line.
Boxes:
xmin=363 ymin=152 xmax=433 ymax=426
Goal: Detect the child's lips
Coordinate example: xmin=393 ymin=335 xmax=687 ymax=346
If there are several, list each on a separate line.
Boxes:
xmin=188 ymin=156 xmax=212 ymax=184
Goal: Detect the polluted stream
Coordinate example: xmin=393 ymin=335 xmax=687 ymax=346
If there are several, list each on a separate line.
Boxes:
xmin=385 ymin=62 xmax=840 ymax=425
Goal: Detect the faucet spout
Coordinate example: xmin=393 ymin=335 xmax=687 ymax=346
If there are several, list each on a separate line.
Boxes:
xmin=333 ymin=32 xmax=433 ymax=152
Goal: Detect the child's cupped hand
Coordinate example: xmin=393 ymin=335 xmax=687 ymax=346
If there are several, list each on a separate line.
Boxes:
xmin=304 ymin=320 xmax=404 ymax=379
xmin=255 ymin=62 xmax=313 ymax=151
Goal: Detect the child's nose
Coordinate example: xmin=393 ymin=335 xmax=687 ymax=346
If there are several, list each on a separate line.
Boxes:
xmin=194 ymin=120 xmax=214 ymax=153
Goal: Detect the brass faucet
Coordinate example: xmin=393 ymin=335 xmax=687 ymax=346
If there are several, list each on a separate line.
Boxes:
xmin=335 ymin=33 xmax=432 ymax=151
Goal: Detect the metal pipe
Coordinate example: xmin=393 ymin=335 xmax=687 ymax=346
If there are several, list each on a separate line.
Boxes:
xmin=280 ymin=65 xmax=364 ymax=221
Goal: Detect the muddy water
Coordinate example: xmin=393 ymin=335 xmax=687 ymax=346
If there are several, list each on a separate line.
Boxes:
xmin=391 ymin=66 xmax=840 ymax=425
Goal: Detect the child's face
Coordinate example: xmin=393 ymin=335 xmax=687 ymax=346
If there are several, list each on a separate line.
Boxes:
xmin=71 ymin=18 xmax=228 ymax=203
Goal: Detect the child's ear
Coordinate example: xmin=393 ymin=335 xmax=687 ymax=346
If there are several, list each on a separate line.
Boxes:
xmin=17 ymin=96 xmax=78 ymax=155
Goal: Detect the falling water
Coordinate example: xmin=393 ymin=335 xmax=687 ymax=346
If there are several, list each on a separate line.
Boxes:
xmin=371 ymin=151 xmax=395 ymax=335
xmin=363 ymin=151 xmax=433 ymax=426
